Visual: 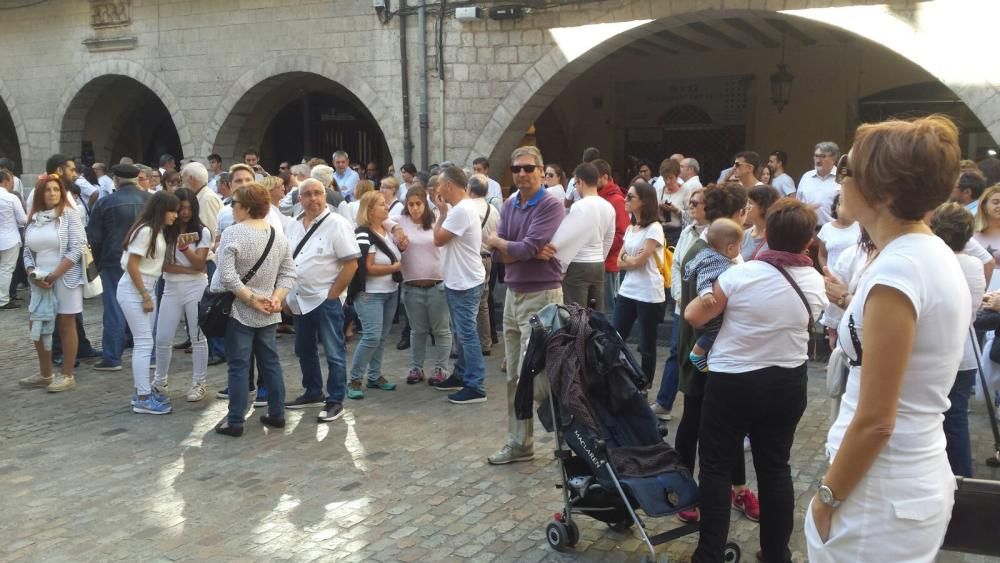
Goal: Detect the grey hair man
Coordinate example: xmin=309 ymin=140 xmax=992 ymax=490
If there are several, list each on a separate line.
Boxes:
xmin=797 ymin=141 xmax=841 ymax=225
xmin=182 ymin=161 xmax=222 ymax=238
xmin=680 ymin=158 xmax=702 ymax=192
xmin=331 ymin=150 xmax=360 ymax=201
xmin=468 ymin=173 xmax=500 ymax=355
xmin=431 ymin=166 xmax=488 ymax=405
xmin=92 ymin=162 xmax=115 ymax=198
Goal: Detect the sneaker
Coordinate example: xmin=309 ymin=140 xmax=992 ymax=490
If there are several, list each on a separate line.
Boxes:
xmin=216 ymin=387 xmax=229 ymax=400
xmin=366 ymin=377 xmax=397 ymax=391
xmin=677 ymin=508 xmax=700 ymax=523
xmin=152 ymin=381 xmax=168 ymax=396
xmin=253 ymin=388 xmax=268 ymax=407
xmin=396 ymin=335 xmax=410 ymax=350
xmin=46 ymin=375 xmax=75 ymax=392
xmin=186 ymin=382 xmax=207 ymax=402
xmin=207 ymin=356 xmax=226 ymax=366
xmin=0 ymin=300 xmax=20 ymax=309
xmin=93 ymin=360 xmax=122 ymax=371
xmin=347 ymin=380 xmax=364 ymax=400
xmin=405 ymin=368 xmax=425 ymax=384
xmin=487 ymin=444 xmax=534 ymax=465
xmin=650 ymin=402 xmax=673 ymax=420
xmin=448 ymin=387 xmax=487 ymax=404
xmin=732 ymin=488 xmax=760 ymax=522
xmin=286 ymin=394 xmax=326 ymax=409
xmin=428 ymin=368 xmax=448 ymax=386
xmin=19 ymin=374 xmax=53 ymax=388
xmin=689 ymin=351 xmax=709 ymax=373
xmin=173 ymin=339 xmax=191 ymax=350
xmin=78 ymin=348 xmax=102 ymax=359
xmin=318 ymin=403 xmax=344 ymax=422
xmin=431 ymin=374 xmax=464 ymax=392
xmin=133 ymin=394 xmax=172 ymax=415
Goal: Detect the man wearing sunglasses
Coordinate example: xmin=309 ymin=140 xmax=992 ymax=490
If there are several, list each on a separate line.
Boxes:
xmin=797 ymin=141 xmax=841 ymax=225
xmin=485 ymin=146 xmax=565 ymax=465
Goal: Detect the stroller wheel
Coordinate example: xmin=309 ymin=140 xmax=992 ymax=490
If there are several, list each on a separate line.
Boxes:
xmin=723 ymin=542 xmax=742 ymax=562
xmin=566 ymin=520 xmax=580 ymax=546
xmin=546 ymin=521 xmax=571 ymax=552
xmin=607 ymin=519 xmax=634 ymax=533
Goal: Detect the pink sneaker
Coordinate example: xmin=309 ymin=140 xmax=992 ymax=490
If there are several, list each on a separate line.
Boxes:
xmin=406 ymin=368 xmax=424 ymax=384
xmin=732 ymin=488 xmax=760 ymax=522
xmin=677 ymin=507 xmax=700 ymax=523
xmin=428 ymin=368 xmax=448 ymax=386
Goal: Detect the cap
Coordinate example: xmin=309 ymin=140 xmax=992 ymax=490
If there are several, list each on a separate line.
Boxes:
xmin=112 ymin=163 xmax=139 ymax=179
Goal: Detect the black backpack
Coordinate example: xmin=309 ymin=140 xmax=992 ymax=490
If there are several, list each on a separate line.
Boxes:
xmin=346 ymin=226 xmax=402 ymax=303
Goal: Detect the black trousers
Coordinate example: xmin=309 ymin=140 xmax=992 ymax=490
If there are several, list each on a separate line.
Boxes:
xmin=692 ymin=364 xmax=808 ymax=563
xmin=612 ymin=295 xmax=663 ymax=382
xmin=675 ymin=393 xmax=747 ymax=486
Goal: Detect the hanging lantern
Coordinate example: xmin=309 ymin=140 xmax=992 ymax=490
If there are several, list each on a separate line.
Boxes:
xmin=770 ymin=63 xmax=794 ymax=112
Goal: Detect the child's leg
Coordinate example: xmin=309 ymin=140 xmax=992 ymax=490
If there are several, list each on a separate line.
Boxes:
xmin=689 ymin=315 xmax=723 ymax=372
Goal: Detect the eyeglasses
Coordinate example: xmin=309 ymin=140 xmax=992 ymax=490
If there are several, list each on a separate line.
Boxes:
xmin=814 ymin=153 xmax=833 ymax=159
xmin=835 ymin=154 xmax=852 ymax=183
xmin=510 ymin=164 xmax=538 ymax=174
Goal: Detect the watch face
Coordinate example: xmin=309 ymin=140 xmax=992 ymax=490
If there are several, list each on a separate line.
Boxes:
xmin=819 ymin=486 xmax=834 ymax=504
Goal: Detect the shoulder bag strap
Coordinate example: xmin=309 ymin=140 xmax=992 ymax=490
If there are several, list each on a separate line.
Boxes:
xmin=241 ymin=226 xmax=275 ymax=284
xmin=481 ymin=203 xmax=491 ymax=228
xmin=363 ymin=227 xmax=398 ymax=264
xmin=767 ymin=263 xmax=814 ymax=330
xmin=293 ymin=213 xmax=329 ymax=259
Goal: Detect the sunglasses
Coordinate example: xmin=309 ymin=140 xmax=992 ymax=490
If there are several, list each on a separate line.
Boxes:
xmin=835 ymin=154 xmax=852 ymax=183
xmin=510 ymin=164 xmax=538 ymax=174
xmin=543 ymin=172 xmax=556 ymax=178
xmin=625 ymin=193 xmax=637 ymax=201
xmin=734 ymin=161 xmax=752 ymax=168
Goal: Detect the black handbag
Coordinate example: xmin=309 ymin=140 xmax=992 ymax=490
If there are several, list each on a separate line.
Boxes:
xmin=941 ymin=326 xmax=1000 ymax=556
xmin=198 ymin=227 xmax=275 ymax=338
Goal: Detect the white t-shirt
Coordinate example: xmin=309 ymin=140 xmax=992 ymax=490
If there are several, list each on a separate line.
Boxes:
xmin=618 ymin=222 xmax=665 ymax=303
xmin=818 ymin=221 xmax=861 ymax=269
xmin=550 ymin=195 xmax=615 ymax=272
xmin=164 ymin=227 xmax=211 ymax=283
xmin=828 ymin=234 xmax=971 ymax=475
xmin=388 ymin=199 xmax=404 ymax=219
xmin=710 ymin=262 xmax=826 ymax=373
xmin=771 ymin=172 xmax=796 ymax=196
xmin=956 ymin=253 xmax=985 ymax=371
xmin=797 ymin=169 xmax=840 ymax=225
xmin=121 ymin=225 xmax=167 ymax=278
xmin=363 ymin=230 xmax=400 ymax=294
xmin=440 ymin=198 xmax=486 ymax=291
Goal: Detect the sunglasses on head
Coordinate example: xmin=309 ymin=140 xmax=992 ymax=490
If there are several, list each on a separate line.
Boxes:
xmin=835 ymin=154 xmax=852 ymax=184
xmin=510 ymin=164 xmax=538 ymax=174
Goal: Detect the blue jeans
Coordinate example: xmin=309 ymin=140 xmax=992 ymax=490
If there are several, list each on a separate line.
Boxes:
xmin=603 ymin=270 xmax=620 ymax=314
xmin=944 ymin=368 xmax=976 ymax=477
xmin=224 ymin=318 xmax=285 ymax=425
xmin=447 ymin=283 xmax=486 ymax=394
xmin=100 ymin=264 xmax=126 ymax=366
xmin=656 ymin=309 xmax=681 ymax=411
xmin=294 ymin=298 xmax=347 ymax=404
xmin=350 ymin=291 xmax=398 ymax=383
xmin=206 ymin=260 xmax=225 ymax=359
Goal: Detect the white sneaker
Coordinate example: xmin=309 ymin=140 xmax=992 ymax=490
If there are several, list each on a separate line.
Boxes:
xmin=186 ymin=382 xmax=207 ymax=402
xmin=152 ymin=381 xmax=169 ymax=395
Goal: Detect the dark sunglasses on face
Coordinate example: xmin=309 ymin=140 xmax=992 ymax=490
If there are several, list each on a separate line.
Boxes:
xmin=625 ymin=193 xmax=637 ymax=201
xmin=543 ymin=172 xmax=556 ymax=178
xmin=510 ymin=164 xmax=538 ymax=174
xmin=835 ymin=154 xmax=852 ymax=183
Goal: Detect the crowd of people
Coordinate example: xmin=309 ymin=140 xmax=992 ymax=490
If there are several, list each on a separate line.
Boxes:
xmin=2 ymin=112 xmax=997 ymax=561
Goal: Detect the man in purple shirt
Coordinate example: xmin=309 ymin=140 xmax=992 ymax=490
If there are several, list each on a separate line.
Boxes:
xmin=486 ymin=145 xmax=564 ymax=465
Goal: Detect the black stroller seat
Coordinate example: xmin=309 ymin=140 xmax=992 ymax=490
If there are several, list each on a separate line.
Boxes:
xmin=516 ymin=303 xmax=741 ymax=562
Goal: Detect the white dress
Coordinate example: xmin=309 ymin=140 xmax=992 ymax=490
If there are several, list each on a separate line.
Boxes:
xmin=25 ymin=221 xmax=82 ymax=314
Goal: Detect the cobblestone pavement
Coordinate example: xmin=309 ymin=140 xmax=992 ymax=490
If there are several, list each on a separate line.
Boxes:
xmin=1 ymin=291 xmax=996 ymax=562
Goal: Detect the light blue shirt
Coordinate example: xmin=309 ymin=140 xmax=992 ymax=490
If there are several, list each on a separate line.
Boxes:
xmin=334 ymin=168 xmax=361 ymax=200
xmin=966 ymin=200 xmax=979 ymax=214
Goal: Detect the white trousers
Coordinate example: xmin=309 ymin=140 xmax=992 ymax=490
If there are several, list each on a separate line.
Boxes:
xmin=154 ymin=277 xmax=208 ymax=386
xmin=0 ymin=243 xmax=19 ymax=306
xmin=805 ymin=455 xmax=955 ymax=563
xmin=118 ymin=274 xmax=158 ymax=395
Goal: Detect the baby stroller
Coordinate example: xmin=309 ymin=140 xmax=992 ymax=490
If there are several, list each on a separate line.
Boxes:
xmin=515 ymin=303 xmax=741 ymax=562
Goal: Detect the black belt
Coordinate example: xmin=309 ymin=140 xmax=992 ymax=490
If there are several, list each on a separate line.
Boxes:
xmin=404 ymin=280 xmax=443 ymax=288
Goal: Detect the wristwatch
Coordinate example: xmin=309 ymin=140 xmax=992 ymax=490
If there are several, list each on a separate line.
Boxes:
xmin=818 ymin=482 xmax=841 ymax=508
xmin=836 ymin=292 xmax=849 ymax=308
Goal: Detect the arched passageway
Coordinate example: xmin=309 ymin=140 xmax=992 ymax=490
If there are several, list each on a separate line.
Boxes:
xmin=0 ymin=97 xmax=22 ymax=172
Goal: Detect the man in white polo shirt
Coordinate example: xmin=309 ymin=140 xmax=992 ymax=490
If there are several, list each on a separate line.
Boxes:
xmin=283 ymin=178 xmax=361 ymax=423
xmin=432 ymin=165 xmax=488 ymax=405
xmin=797 ymin=141 xmax=841 ymax=225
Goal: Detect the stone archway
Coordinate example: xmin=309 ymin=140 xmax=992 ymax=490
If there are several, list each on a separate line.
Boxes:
xmin=54 ymin=60 xmax=194 ymax=165
xmin=466 ymin=1 xmax=1000 ymax=168
xmin=202 ymin=55 xmax=400 ymax=171
xmin=0 ymin=78 xmax=29 ymax=175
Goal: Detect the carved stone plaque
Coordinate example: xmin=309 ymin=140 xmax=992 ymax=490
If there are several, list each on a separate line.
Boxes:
xmin=90 ymin=0 xmax=130 ymax=29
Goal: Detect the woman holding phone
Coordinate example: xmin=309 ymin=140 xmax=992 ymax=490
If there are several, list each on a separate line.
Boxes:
xmin=153 ymin=188 xmax=212 ymax=402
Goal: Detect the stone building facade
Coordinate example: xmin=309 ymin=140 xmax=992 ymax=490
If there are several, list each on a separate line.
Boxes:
xmin=0 ymin=0 xmax=997 ymax=179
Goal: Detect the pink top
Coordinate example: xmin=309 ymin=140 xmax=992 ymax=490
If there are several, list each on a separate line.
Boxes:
xmin=398 ymin=215 xmax=443 ymax=282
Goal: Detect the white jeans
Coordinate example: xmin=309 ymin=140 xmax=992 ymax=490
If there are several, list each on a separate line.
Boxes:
xmin=117 ymin=274 xmax=158 ymax=395
xmin=0 ymin=243 xmax=19 ymax=306
xmin=805 ymin=454 xmax=955 ymax=563
xmin=154 ymin=277 xmax=208 ymax=386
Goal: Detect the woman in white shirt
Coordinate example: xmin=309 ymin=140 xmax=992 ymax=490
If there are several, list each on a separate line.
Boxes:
xmin=19 ymin=175 xmax=86 ymax=393
xmin=543 ymin=164 xmax=567 ymax=204
xmin=153 ymin=189 xmax=211 ymax=403
xmin=119 ymin=191 xmax=179 ymax=415
xmin=613 ymin=179 xmax=665 ymax=382
xmin=807 ymin=116 xmax=969 ymax=563
xmin=685 ymin=199 xmax=827 ymax=562
xmin=347 ymin=191 xmax=401 ymax=400
xmin=817 ymin=194 xmax=862 ymax=270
